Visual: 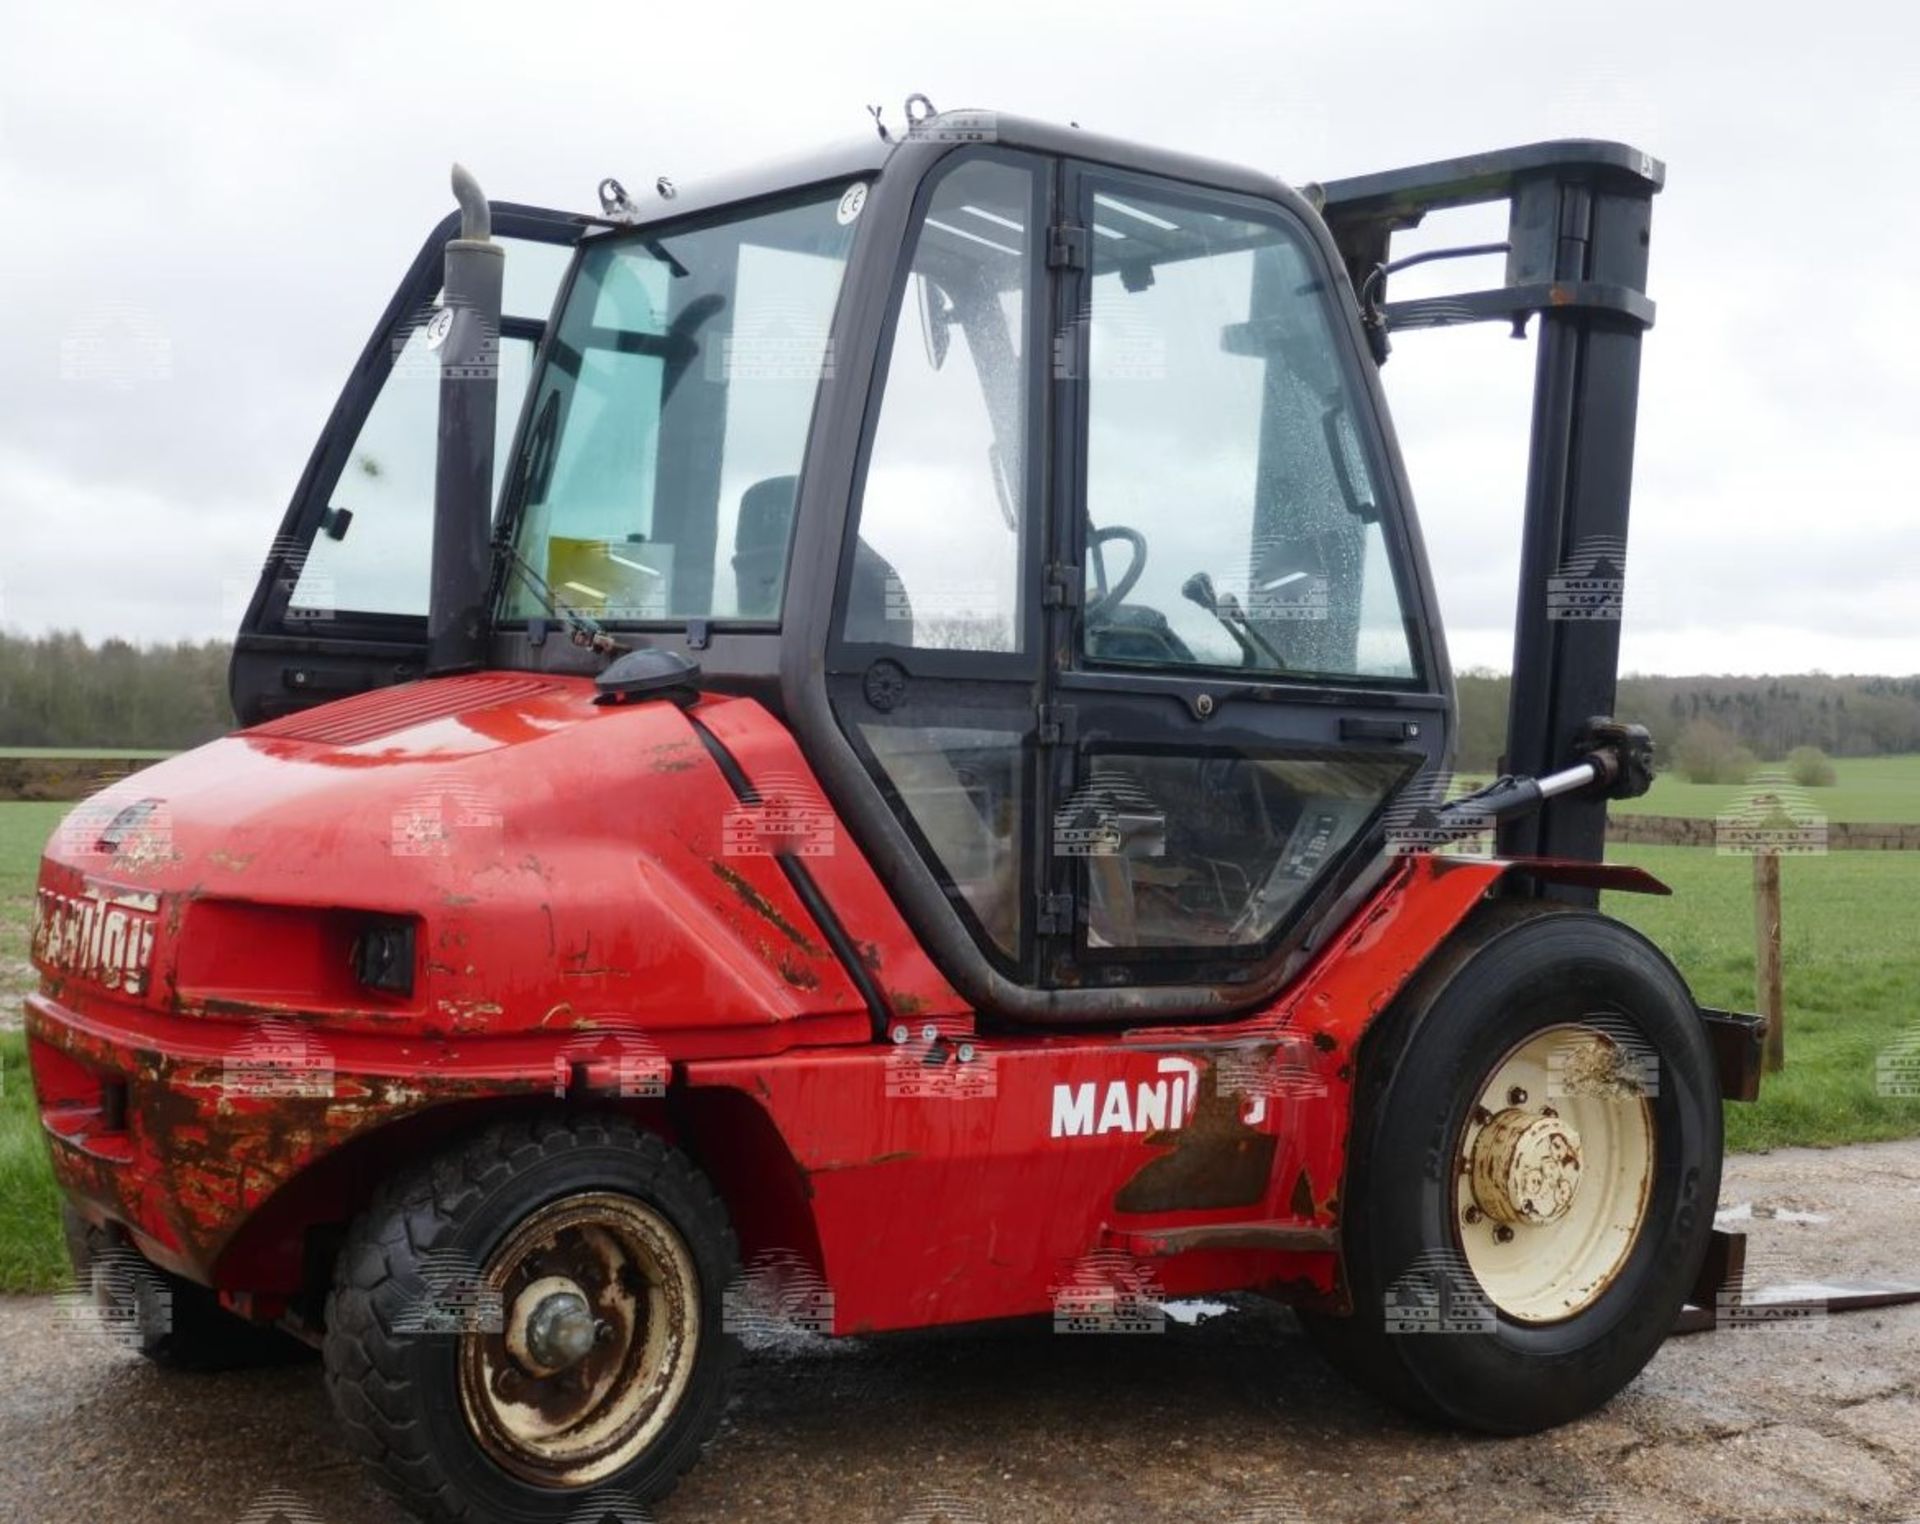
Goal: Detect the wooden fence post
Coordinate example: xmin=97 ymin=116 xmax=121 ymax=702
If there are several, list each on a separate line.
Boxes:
xmin=1754 ymin=852 xmax=1785 ymax=1072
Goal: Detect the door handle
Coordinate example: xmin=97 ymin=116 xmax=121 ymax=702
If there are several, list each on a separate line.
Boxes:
xmin=1340 ymin=716 xmax=1422 ymax=743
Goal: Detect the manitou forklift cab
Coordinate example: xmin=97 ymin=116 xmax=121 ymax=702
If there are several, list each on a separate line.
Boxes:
xmin=233 ymin=111 xmax=1462 ymax=1019
xmin=37 ymin=106 xmax=1762 ymax=1524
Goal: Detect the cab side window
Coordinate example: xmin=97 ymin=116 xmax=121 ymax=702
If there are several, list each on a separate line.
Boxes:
xmin=1079 ymin=192 xmax=1414 ymax=681
xmin=843 ymin=158 xmax=1033 ymax=653
xmin=836 ymin=155 xmax=1042 ymax=962
xmin=286 ymin=238 xmax=569 ymax=620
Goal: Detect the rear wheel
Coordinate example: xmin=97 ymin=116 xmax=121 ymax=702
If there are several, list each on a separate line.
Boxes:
xmin=1300 ymin=905 xmax=1720 ymax=1433
xmin=324 ymin=1115 xmax=738 ymax=1522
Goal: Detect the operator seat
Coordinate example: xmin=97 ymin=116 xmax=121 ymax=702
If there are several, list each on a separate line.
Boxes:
xmin=733 ymin=475 xmax=913 ymax=641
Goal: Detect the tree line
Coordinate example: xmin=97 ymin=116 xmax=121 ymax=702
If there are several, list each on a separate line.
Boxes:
xmin=0 ymin=632 xmax=234 ymax=749
xmin=4 ymin=630 xmax=1919 ymax=765
xmin=1453 ymin=669 xmax=1920 ymax=774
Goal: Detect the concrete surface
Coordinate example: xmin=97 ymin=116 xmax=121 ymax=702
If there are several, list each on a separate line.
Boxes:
xmin=2 ymin=1141 xmax=1918 ymax=1524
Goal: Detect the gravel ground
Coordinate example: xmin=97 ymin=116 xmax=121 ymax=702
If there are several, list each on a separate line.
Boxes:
xmin=2 ymin=1141 xmax=1918 ymax=1524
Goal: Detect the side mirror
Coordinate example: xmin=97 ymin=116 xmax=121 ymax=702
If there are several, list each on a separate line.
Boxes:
xmin=916 ymin=274 xmax=952 ymax=371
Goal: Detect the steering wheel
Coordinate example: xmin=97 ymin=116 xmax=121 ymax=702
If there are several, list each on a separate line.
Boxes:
xmin=1085 ymin=525 xmax=1147 ymax=620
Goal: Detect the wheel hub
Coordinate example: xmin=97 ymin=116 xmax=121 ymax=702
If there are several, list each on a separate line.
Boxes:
xmin=1470 ymin=1107 xmax=1583 ymax=1227
xmin=1454 ymin=1025 xmax=1655 ymax=1324
xmin=508 ymin=1278 xmax=603 ymax=1376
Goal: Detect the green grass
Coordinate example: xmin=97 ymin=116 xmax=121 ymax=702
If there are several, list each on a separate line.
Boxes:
xmin=0 ymin=1029 xmax=65 ymax=1290
xmin=0 ymin=746 xmax=174 ymax=760
xmin=1607 ymin=844 xmax=1920 ymax=1151
xmin=1 ymin=804 xmax=67 ymax=1019
xmin=1609 ymin=753 xmax=1920 ymax=823
xmin=0 ymin=802 xmax=65 ymax=898
xmin=2 ymin=805 xmax=68 ymax=1289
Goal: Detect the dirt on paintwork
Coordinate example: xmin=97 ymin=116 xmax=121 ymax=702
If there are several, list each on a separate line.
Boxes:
xmin=709 ymin=860 xmax=823 ymax=956
xmin=3 ymin=1141 xmax=1920 ymax=1523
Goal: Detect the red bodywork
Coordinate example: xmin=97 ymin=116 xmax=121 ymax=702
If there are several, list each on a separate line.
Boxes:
xmin=26 ymin=674 xmax=1660 ymax=1329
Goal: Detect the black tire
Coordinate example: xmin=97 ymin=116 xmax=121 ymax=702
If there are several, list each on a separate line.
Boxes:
xmin=323 ymin=1114 xmax=739 ymax=1523
xmin=61 ymin=1205 xmax=313 ymax=1371
xmin=1300 ymin=904 xmax=1721 ymax=1433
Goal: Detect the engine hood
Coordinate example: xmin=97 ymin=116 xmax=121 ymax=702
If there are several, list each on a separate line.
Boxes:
xmin=31 ymin=674 xmax=871 ymax=1047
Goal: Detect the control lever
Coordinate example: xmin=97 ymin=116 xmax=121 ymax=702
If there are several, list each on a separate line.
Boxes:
xmin=1181 ymin=571 xmax=1287 ymax=670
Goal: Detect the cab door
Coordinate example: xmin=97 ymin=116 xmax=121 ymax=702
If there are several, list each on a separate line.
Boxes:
xmin=229 ymin=203 xmax=584 ymax=725
xmin=1039 ymin=165 xmax=1448 ymax=989
xmin=825 ymin=149 xmax=1050 ymax=983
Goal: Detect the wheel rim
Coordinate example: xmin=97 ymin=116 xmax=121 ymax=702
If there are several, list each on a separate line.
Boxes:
xmin=458 ymin=1191 xmax=700 ymax=1488
xmin=1453 ymin=1023 xmax=1655 ymax=1324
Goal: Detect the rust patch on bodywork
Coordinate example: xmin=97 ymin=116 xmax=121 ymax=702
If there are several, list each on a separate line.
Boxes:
xmin=1115 ymin=1062 xmax=1276 ymax=1214
xmin=1113 ymin=1221 xmax=1338 ymax=1257
xmin=640 ymin=738 xmax=701 ymax=775
xmin=1289 ymin=1169 xmax=1315 ymax=1219
xmin=777 ymin=953 xmax=821 ymax=991
xmin=813 ymin=1150 xmax=915 ymax=1173
xmin=708 ymin=862 xmax=821 ymax=956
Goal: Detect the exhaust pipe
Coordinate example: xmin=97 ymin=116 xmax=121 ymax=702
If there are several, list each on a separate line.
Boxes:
xmin=427 ymin=164 xmax=505 ymax=674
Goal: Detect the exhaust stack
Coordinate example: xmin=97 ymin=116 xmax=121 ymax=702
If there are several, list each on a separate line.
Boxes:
xmin=427 ymin=163 xmax=505 ymax=674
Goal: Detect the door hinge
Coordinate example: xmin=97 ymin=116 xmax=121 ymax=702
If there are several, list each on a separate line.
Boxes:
xmin=1037 ymin=703 xmax=1077 ymax=745
xmin=1043 ymin=563 xmax=1083 ymax=609
xmin=1036 ymin=892 xmax=1075 ymax=936
xmin=1047 ymin=224 xmax=1090 ymax=271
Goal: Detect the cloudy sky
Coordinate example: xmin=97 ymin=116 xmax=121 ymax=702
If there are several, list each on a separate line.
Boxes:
xmin=2 ymin=0 xmax=1914 ymax=675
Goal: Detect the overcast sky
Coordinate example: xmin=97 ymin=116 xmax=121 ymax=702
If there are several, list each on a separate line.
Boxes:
xmin=2 ymin=0 xmax=1914 ymax=675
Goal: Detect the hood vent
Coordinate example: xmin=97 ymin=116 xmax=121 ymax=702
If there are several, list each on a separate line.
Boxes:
xmin=249 ymin=675 xmax=561 ymax=747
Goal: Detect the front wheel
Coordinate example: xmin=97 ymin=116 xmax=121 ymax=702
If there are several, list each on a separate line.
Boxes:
xmin=324 ymin=1115 xmax=739 ymax=1521
xmin=1301 ymin=905 xmax=1722 ymax=1433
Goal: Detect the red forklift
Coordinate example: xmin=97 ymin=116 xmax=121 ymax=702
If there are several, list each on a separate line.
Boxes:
xmin=27 ymin=104 xmax=1765 ymax=1522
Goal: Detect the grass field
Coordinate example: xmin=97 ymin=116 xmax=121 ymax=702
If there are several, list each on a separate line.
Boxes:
xmin=1606 ymin=845 xmax=1920 ymax=1151
xmin=0 ymin=801 xmax=1915 ymax=1290
xmin=1 ymin=803 xmax=67 ymax=1288
xmin=0 ymin=746 xmax=175 ymax=760
xmin=1609 ymin=753 xmax=1920 ymax=823
xmin=0 ymin=1028 xmax=63 ymax=1289
xmin=0 ymin=802 xmax=65 ymax=1011
xmin=0 ymin=801 xmax=65 ymax=898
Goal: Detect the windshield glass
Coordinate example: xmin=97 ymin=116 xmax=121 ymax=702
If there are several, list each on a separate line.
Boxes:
xmin=502 ymin=184 xmax=862 ymax=624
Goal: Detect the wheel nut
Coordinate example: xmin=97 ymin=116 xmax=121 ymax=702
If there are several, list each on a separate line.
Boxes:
xmin=523 ymin=1289 xmax=598 ymax=1372
xmin=1507 ymin=1086 xmax=1528 ymax=1106
xmin=1494 ymin=1225 xmax=1515 ymax=1244
xmin=1463 ymin=1205 xmax=1483 ymax=1225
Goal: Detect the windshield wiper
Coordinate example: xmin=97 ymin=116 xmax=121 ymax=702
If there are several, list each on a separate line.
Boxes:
xmin=496 ymin=538 xmax=630 ymax=655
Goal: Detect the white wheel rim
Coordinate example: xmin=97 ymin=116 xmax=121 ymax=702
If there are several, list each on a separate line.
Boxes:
xmin=1454 ymin=1023 xmax=1655 ymax=1323
xmin=458 ymin=1192 xmax=701 ymax=1488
